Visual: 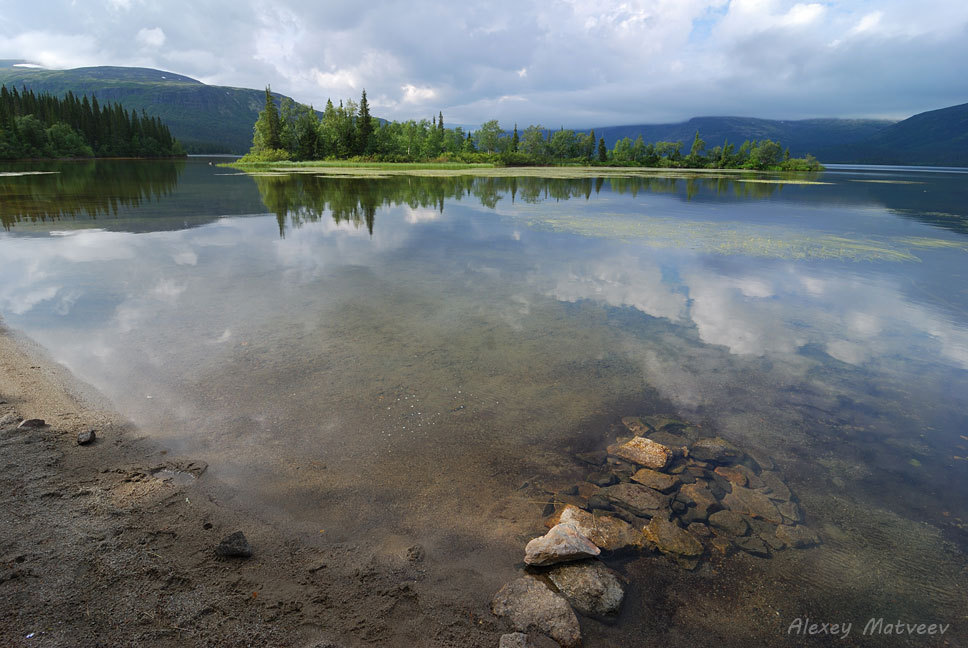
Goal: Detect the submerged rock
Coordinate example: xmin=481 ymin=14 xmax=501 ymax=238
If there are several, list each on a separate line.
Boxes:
xmin=525 ymin=523 xmax=601 ymax=567
xmin=734 ymin=535 xmax=771 ymax=557
xmin=215 ymin=531 xmax=253 ymax=558
xmin=643 ymin=517 xmax=703 ymax=562
xmin=777 ymin=500 xmax=803 ymax=523
xmin=621 ymin=416 xmax=651 ymax=435
xmin=630 ymin=468 xmax=679 ymax=493
xmin=491 ymin=577 xmax=582 ymax=648
xmin=713 ymin=466 xmax=748 ymax=488
xmin=546 ymin=559 xmax=626 ymax=618
xmin=722 ymin=485 xmax=783 ymax=524
xmin=608 ymin=436 xmax=675 ymax=470
xmin=776 ymin=524 xmax=821 ymax=548
xmin=601 ymin=482 xmax=669 ymax=518
xmin=676 ymin=482 xmax=720 ymax=521
xmin=574 ymin=451 xmax=607 ymax=467
xmin=708 ymin=510 xmax=750 ymax=537
xmin=758 ymin=471 xmax=792 ymax=502
xmin=17 ymin=418 xmax=47 ymax=429
xmin=689 ymin=437 xmax=743 ymax=464
xmin=588 ymin=472 xmax=618 ymax=487
xmin=556 ymin=505 xmax=645 ymax=552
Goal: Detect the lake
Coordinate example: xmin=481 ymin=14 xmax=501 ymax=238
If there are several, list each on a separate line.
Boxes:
xmin=1 ymin=158 xmax=966 ymax=645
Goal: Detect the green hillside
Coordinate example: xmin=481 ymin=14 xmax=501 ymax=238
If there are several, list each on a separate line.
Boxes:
xmin=816 ymin=102 xmax=968 ymax=166
xmin=0 ymin=63 xmax=297 ymax=153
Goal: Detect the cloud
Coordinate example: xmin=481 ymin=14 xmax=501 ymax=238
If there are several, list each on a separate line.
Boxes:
xmin=0 ymin=0 xmax=965 ymax=126
xmin=136 ymin=27 xmax=165 ymax=48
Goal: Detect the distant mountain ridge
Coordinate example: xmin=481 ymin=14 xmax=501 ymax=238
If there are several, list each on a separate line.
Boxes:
xmin=813 ymin=102 xmax=968 ymax=166
xmin=0 ymin=62 xmax=295 ymax=153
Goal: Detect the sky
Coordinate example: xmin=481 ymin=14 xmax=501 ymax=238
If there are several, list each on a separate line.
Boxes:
xmin=1 ymin=0 xmax=966 ymax=127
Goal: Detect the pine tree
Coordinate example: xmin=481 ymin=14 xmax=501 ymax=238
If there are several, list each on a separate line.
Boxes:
xmin=598 ymin=137 xmax=608 ymax=163
xmin=511 ymin=124 xmax=519 ymax=152
xmin=357 ymin=89 xmax=374 ymax=155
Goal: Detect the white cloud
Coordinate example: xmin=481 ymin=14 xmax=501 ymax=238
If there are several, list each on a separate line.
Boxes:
xmin=136 ymin=27 xmax=165 ymax=48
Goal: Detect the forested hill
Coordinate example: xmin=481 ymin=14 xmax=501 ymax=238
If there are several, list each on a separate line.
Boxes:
xmin=815 ymin=102 xmax=968 ymax=166
xmin=0 ymin=62 xmax=307 ymax=154
xmin=585 ymin=116 xmax=895 ymax=158
xmin=0 ymin=85 xmax=182 ymax=158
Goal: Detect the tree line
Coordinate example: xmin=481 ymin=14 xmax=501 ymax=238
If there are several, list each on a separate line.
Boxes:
xmin=0 ymin=85 xmax=185 ymax=159
xmin=244 ymin=88 xmax=822 ymax=171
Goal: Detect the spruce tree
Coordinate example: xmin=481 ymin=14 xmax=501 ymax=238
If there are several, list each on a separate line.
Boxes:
xmin=356 ymin=89 xmax=374 ymax=155
xmin=598 ymin=136 xmax=608 ymax=163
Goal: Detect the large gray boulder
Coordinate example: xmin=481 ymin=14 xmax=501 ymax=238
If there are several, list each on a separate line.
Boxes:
xmin=491 ymin=577 xmax=582 ymax=648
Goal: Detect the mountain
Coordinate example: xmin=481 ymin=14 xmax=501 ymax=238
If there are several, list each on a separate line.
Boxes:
xmin=584 ymin=116 xmax=895 ymax=158
xmin=815 ymin=102 xmax=968 ymax=166
xmin=0 ymin=62 xmax=297 ymax=153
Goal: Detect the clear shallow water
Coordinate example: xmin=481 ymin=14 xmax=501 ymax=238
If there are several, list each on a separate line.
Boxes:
xmin=1 ymin=159 xmax=967 ymax=645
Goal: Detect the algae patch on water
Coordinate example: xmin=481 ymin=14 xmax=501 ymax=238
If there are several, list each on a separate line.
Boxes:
xmin=514 ymin=211 xmax=921 ymax=262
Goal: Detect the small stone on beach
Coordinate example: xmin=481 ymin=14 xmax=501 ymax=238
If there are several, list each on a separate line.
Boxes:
xmin=215 ymin=531 xmax=253 ymax=558
xmin=77 ymin=430 xmax=96 ymax=445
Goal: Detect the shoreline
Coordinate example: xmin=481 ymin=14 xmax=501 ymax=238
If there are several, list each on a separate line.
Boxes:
xmin=0 ymin=324 xmax=498 ymax=647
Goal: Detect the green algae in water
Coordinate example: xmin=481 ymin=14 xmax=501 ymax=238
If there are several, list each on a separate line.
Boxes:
xmin=517 ymin=211 xmax=921 ymax=262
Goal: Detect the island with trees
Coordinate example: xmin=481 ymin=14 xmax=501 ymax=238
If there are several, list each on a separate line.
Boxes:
xmin=239 ymin=87 xmax=822 ymax=172
xmin=0 ymin=85 xmax=185 ymax=159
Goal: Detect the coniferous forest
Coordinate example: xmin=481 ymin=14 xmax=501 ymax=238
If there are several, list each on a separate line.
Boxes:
xmin=0 ymin=85 xmax=185 ymax=159
xmin=243 ymin=87 xmax=822 ymax=171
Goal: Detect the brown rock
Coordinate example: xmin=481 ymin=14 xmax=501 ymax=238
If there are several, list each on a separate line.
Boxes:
xmin=608 ymin=436 xmax=674 ymax=470
xmin=676 ymin=482 xmax=720 ymax=520
xmin=709 ymin=535 xmax=734 ymax=556
xmin=708 ymin=510 xmax=750 ymax=537
xmin=642 ymin=517 xmax=703 ymax=559
xmin=556 ymin=505 xmax=645 ymax=552
xmin=525 ymin=523 xmax=601 ymax=566
xmin=630 ymin=468 xmax=679 ymax=493
xmin=777 ymin=500 xmax=803 ymax=523
xmin=714 ymin=466 xmax=748 ymax=487
xmin=491 ymin=577 xmax=582 ymax=648
xmin=759 ymin=472 xmax=792 ymax=502
xmin=17 ymin=418 xmax=46 ymax=429
xmin=621 ymin=416 xmax=651 ymax=435
xmin=734 ymin=465 xmax=764 ymax=489
xmin=689 ymin=437 xmax=743 ymax=464
xmin=687 ymin=522 xmax=711 ymax=538
xmin=601 ymin=483 xmax=669 ymax=518
xmin=722 ymin=485 xmax=782 ymax=524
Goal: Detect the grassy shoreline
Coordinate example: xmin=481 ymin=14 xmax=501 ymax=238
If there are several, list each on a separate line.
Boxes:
xmin=221 ymin=159 xmax=821 ymax=178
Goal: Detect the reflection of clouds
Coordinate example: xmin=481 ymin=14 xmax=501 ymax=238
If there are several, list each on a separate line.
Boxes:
xmin=550 ymin=257 xmax=687 ymax=323
xmin=534 ymin=243 xmax=968 ymax=372
xmin=405 ymin=207 xmax=440 ymax=224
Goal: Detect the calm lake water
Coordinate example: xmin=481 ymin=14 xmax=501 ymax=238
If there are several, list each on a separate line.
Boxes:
xmin=2 ymin=158 xmax=967 ymax=645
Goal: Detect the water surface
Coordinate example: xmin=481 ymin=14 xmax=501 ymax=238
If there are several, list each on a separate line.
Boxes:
xmin=1 ymin=159 xmax=966 ymax=645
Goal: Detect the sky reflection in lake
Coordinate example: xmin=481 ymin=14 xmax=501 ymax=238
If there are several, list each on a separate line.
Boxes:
xmin=1 ymin=159 xmax=967 ymax=643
